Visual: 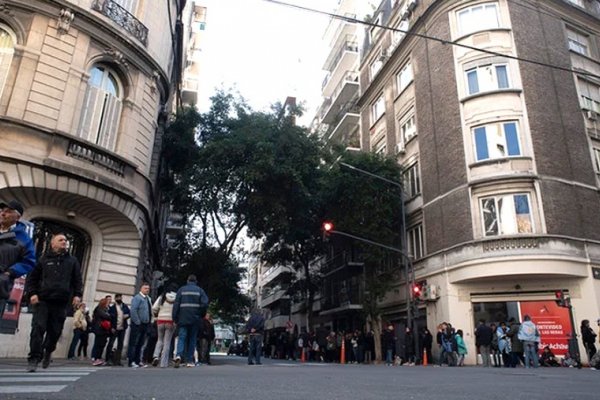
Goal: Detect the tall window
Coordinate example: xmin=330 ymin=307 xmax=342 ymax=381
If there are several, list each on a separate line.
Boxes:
xmin=78 ymin=65 xmax=123 ymax=151
xmin=407 ymin=224 xmax=424 ymax=259
xmin=481 ymin=193 xmax=533 ymax=236
xmin=370 ymin=13 xmax=383 ymax=44
xmin=457 ymin=2 xmax=499 ymax=36
xmin=0 ymin=25 xmax=15 ymax=101
xmin=593 ymin=147 xmax=600 ymax=173
xmin=400 ymin=112 xmax=417 ymax=144
xmin=371 ymin=95 xmax=385 ymax=123
xmin=114 ymin=0 xmax=138 ymax=14
xmin=403 ymin=162 xmax=421 ymax=198
xmin=392 ymin=19 xmax=409 ymax=48
xmin=397 ymin=62 xmax=413 ymax=94
xmin=466 ymin=64 xmax=509 ymax=95
xmin=567 ymin=28 xmax=589 ymax=56
xmin=473 ymin=121 xmax=521 ymax=162
xmin=370 ymin=56 xmax=384 ymax=79
xmin=578 ymin=78 xmax=600 ymax=113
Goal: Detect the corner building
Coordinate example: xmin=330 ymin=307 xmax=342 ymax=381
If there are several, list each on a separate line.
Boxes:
xmin=359 ymin=0 xmax=600 ymax=363
xmin=0 ymin=0 xmax=183 ymax=355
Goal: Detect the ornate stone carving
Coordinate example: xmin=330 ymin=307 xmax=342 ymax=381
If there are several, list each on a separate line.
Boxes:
xmin=57 ymin=8 xmax=75 ymax=35
xmin=104 ymin=48 xmax=129 ymax=70
xmin=150 ymin=70 xmax=161 ymax=94
xmin=0 ymin=1 xmax=15 ymax=16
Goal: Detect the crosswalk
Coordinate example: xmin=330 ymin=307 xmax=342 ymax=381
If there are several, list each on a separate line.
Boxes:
xmin=0 ymin=367 xmax=99 ymax=394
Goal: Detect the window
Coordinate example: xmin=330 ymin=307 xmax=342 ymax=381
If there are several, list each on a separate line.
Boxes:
xmin=567 ymin=28 xmax=589 ymax=56
xmin=577 ymin=78 xmax=600 ymax=113
xmin=593 ymin=147 xmax=600 ymax=173
xmin=403 ymin=162 xmax=421 ymax=198
xmin=371 ymin=95 xmax=385 ymax=123
xmin=465 ymin=64 xmax=509 ymax=95
xmin=370 ymin=56 xmax=384 ymax=79
xmin=399 ymin=112 xmax=417 ymax=144
xmin=392 ymin=19 xmax=409 ymax=48
xmin=0 ymin=24 xmax=15 ymax=101
xmin=114 ymin=0 xmax=138 ymax=14
xmin=370 ymin=13 xmax=383 ymax=44
xmin=473 ymin=121 xmax=521 ymax=161
xmin=407 ymin=224 xmax=424 ymax=259
xmin=457 ymin=2 xmax=499 ymax=36
xmin=78 ymin=65 xmax=123 ymax=151
xmin=568 ymin=0 xmax=584 ymax=7
xmin=397 ymin=62 xmax=413 ymax=93
xmin=481 ymin=193 xmax=533 ymax=236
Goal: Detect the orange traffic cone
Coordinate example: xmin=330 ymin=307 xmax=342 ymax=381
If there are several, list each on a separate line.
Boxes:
xmin=423 ymin=349 xmax=428 ymax=366
xmin=340 ymin=338 xmax=346 ymax=364
xmin=301 ymin=347 xmax=306 ymax=363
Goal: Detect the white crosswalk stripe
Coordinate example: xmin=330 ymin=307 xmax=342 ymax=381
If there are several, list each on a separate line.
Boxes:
xmin=0 ymin=367 xmax=98 ymax=394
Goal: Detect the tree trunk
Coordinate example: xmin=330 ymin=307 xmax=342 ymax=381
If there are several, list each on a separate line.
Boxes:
xmin=371 ymin=314 xmax=383 ymax=362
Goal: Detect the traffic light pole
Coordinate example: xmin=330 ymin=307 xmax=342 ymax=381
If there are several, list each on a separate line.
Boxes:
xmin=336 ymin=161 xmax=419 ymax=363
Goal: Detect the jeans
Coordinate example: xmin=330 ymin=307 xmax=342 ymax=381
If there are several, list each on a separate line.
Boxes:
xmin=154 ymin=323 xmax=175 ymax=367
xmin=127 ymin=323 xmax=150 ymax=365
xmin=176 ymin=323 xmax=199 ymax=363
xmin=524 ymin=342 xmax=539 ymax=368
xmin=248 ymin=334 xmax=263 ymax=364
xmin=385 ymin=349 xmax=393 ymax=365
xmin=92 ymin=331 xmax=109 ymax=360
xmin=510 ymin=351 xmax=525 ymax=367
xmin=106 ymin=329 xmax=126 ymax=363
xmin=67 ymin=329 xmax=84 ymax=358
xmin=28 ymin=301 xmax=68 ymax=362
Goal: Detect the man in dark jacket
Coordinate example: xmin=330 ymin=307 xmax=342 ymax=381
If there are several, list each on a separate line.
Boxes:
xmin=106 ymin=293 xmax=130 ymax=365
xmin=0 ymin=200 xmax=36 ymax=318
xmin=475 ymin=319 xmax=493 ymax=367
xmin=172 ymin=274 xmax=208 ymax=368
xmin=245 ymin=308 xmax=265 ymax=365
xmin=507 ymin=317 xmax=524 ymax=367
xmin=26 ymin=233 xmax=82 ymax=372
xmin=197 ymin=313 xmax=216 ymax=365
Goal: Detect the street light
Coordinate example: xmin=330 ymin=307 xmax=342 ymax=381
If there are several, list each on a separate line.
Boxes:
xmin=329 ymin=160 xmax=420 ymax=363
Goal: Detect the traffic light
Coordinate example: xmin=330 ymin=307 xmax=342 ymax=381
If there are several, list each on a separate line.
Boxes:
xmin=412 ymin=281 xmax=426 ymax=302
xmin=555 ymin=290 xmax=570 ymax=308
xmin=322 ymin=221 xmax=334 ymax=241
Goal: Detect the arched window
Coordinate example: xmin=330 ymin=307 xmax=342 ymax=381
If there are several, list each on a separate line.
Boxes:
xmin=0 ymin=24 xmax=16 ymax=101
xmin=78 ymin=65 xmax=123 ymax=151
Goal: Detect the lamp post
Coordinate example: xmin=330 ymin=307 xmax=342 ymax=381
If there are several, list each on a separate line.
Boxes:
xmin=335 ymin=161 xmax=420 ymax=363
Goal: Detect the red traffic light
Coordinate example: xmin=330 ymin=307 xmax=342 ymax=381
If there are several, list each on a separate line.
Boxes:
xmin=323 ymin=221 xmax=334 ymax=232
xmin=413 ymin=284 xmax=421 ymax=294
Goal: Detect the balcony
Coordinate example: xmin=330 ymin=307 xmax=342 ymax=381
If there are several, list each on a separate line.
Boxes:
xmin=261 ymin=287 xmax=289 ymax=307
xmin=320 ymin=71 xmax=359 ymax=125
xmin=181 ymin=79 xmax=199 ymax=105
xmin=67 ymin=140 xmax=126 ymax=176
xmin=92 ymin=0 xmax=148 ymax=46
xmin=326 ymin=104 xmax=360 ymax=143
xmin=261 ymin=265 xmax=292 ymax=287
xmin=322 ymin=36 xmax=359 ymax=97
xmin=320 ymin=283 xmax=363 ymax=314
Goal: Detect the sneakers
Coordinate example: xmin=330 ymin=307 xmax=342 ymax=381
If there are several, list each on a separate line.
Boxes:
xmin=173 ymin=357 xmax=181 ymax=369
xmin=129 ymin=362 xmax=139 ymax=368
xmin=186 ymin=363 xmax=195 ymax=368
xmin=26 ymin=361 xmax=38 ymax=373
xmin=92 ymin=359 xmax=105 ymax=366
xmin=42 ymin=351 xmax=52 ymax=369
xmin=152 ymin=357 xmax=159 ymax=367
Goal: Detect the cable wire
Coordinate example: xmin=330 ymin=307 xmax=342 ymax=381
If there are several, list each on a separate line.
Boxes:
xmin=261 ymin=0 xmax=600 ymax=81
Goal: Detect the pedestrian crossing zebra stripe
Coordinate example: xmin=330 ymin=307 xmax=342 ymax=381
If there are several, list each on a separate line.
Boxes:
xmin=0 ymin=367 xmax=98 ymax=394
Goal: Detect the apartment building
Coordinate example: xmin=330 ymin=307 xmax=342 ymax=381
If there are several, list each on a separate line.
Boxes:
xmin=0 ymin=0 xmax=187 ymax=356
xmin=356 ymin=0 xmax=600 ymax=363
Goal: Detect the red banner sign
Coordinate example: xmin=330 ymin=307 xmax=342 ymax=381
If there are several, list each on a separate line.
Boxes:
xmin=519 ymin=301 xmax=571 ymax=356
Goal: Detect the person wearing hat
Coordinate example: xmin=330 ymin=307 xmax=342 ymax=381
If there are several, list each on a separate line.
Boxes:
xmin=0 ymin=200 xmax=36 ymax=319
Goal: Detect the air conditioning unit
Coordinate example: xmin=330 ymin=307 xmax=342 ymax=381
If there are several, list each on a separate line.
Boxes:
xmin=586 ymin=110 xmax=598 ymax=121
xmin=425 ymin=284 xmax=439 ymax=301
xmin=396 ymin=143 xmax=405 ymax=154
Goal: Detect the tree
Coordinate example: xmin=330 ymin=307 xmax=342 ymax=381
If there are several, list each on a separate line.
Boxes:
xmin=321 ymin=150 xmax=404 ymax=362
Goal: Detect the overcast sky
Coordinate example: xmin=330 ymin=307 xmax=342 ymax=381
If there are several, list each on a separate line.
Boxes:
xmin=196 ymin=0 xmax=338 ymax=125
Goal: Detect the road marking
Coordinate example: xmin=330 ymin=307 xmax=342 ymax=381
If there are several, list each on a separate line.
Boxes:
xmin=0 ymin=368 xmax=98 ymax=394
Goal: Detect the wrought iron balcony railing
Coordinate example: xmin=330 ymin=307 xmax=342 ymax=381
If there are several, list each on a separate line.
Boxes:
xmin=67 ymin=140 xmax=126 ymax=177
xmin=92 ymin=0 xmax=148 ymax=46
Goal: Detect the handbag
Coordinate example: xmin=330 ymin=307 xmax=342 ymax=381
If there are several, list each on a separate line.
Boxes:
xmin=100 ymin=319 xmax=111 ymax=332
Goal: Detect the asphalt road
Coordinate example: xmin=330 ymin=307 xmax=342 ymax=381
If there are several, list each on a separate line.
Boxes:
xmin=0 ymin=355 xmax=597 ymax=400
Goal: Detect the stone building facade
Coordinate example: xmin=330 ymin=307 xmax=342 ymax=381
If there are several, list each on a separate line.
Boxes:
xmin=0 ymin=0 xmax=185 ymax=356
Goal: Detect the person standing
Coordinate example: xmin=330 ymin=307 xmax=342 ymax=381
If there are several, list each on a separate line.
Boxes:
xmin=25 ymin=233 xmax=83 ymax=372
xmin=91 ymin=296 xmax=112 ymax=366
xmin=197 ymin=313 xmax=215 ymax=365
xmin=0 ymin=200 xmax=36 ymax=318
xmin=245 ymin=308 xmax=265 ymax=365
xmin=420 ymin=327 xmax=433 ymax=365
xmin=127 ymin=282 xmax=152 ymax=368
xmin=507 ymin=317 xmax=524 ymax=367
xmin=67 ymin=302 xmax=87 ymax=360
xmin=581 ymin=319 xmax=597 ymax=363
xmin=107 ymin=293 xmax=130 ymax=366
xmin=475 ymin=319 xmax=493 ymax=367
xmin=455 ymin=329 xmax=468 ymax=366
xmin=382 ymin=324 xmax=396 ymax=366
xmin=518 ymin=315 xmax=541 ymax=368
xmin=151 ymin=289 xmax=176 ymax=368
xmin=172 ymin=275 xmax=209 ymax=368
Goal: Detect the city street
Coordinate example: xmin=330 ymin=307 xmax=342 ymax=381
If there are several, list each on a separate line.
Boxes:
xmin=0 ymin=354 xmax=597 ymax=400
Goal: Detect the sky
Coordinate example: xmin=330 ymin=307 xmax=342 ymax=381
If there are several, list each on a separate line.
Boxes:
xmin=196 ymin=0 xmax=339 ymax=126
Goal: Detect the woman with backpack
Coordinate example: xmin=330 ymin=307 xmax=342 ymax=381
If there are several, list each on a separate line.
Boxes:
xmin=151 ymin=288 xmax=177 ymax=368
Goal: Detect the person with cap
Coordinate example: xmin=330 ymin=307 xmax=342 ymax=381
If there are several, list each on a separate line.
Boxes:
xmin=25 ymin=232 xmax=83 ymax=372
xmin=172 ymin=274 xmax=209 ymax=368
xmin=0 ymin=199 xmax=36 ymax=318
